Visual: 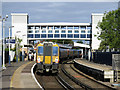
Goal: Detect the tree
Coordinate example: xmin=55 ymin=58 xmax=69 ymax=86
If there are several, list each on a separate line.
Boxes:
xmin=97 ymin=8 xmax=120 ymax=51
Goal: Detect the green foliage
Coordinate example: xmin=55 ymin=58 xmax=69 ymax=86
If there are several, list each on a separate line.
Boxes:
xmin=77 ymin=40 xmax=83 ymax=44
xmin=97 ymin=8 xmax=120 ymax=51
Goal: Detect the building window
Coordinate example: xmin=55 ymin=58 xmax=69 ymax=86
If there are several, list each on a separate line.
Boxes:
xmin=80 ymin=26 xmax=86 ymax=30
xmin=41 ymin=26 xmax=46 ymax=30
xmin=27 ymin=34 xmax=33 ymax=38
xmin=41 ymin=34 xmax=46 ymax=38
xmin=61 ymin=26 xmax=66 ymax=30
xmin=87 ymin=34 xmax=91 ymax=38
xmin=28 ymin=26 xmax=34 ymax=30
xmin=48 ymin=26 xmax=53 ymax=30
xmin=61 ymin=30 xmax=66 ymax=33
xmin=42 ymin=30 xmax=46 ymax=33
xmin=54 ymin=34 xmax=59 ymax=38
xmin=48 ymin=34 xmax=53 ymax=38
xmin=35 ymin=26 xmax=40 ymax=30
xmin=35 ymin=34 xmax=40 ymax=38
xmin=87 ymin=26 xmax=91 ymax=30
xmin=68 ymin=30 xmax=72 ymax=33
xmin=81 ymin=30 xmax=86 ymax=33
xmin=48 ymin=30 xmax=52 ymax=33
xmin=87 ymin=30 xmax=92 ymax=34
xmin=61 ymin=34 xmax=66 ymax=38
xmin=55 ymin=30 xmax=59 ymax=33
xmin=35 ymin=30 xmax=39 ymax=33
xmin=74 ymin=26 xmax=79 ymax=30
xmin=54 ymin=26 xmax=60 ymax=30
xmin=74 ymin=34 xmax=79 ymax=38
xmin=80 ymin=34 xmax=86 ymax=38
xmin=74 ymin=30 xmax=79 ymax=33
xmin=27 ymin=31 xmax=33 ymax=33
xmin=67 ymin=26 xmax=73 ymax=30
xmin=67 ymin=34 xmax=73 ymax=38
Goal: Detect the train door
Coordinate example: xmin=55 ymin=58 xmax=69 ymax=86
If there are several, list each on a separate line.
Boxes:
xmin=43 ymin=43 xmax=53 ymax=64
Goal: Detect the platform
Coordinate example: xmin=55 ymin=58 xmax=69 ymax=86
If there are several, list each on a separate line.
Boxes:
xmin=74 ymin=59 xmax=114 ymax=82
xmin=2 ymin=61 xmax=41 ymax=89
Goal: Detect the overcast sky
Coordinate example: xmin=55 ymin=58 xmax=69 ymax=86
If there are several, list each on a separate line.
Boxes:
xmin=2 ymin=2 xmax=118 ymax=37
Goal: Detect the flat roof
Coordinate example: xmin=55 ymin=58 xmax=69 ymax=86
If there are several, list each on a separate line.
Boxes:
xmin=11 ymin=13 xmax=28 ymax=16
xmin=28 ymin=23 xmax=91 ymax=26
xmin=91 ymin=13 xmax=104 ymax=16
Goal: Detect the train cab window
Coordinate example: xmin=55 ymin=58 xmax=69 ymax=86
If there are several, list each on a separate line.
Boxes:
xmin=38 ymin=46 xmax=43 ymax=56
xmin=53 ymin=47 xmax=58 ymax=56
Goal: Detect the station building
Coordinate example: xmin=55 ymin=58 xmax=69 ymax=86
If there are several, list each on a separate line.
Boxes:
xmin=11 ymin=13 xmax=104 ymax=52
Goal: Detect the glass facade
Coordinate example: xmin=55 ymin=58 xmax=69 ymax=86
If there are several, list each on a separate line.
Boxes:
xmin=61 ymin=26 xmax=66 ymax=30
xmin=55 ymin=30 xmax=59 ymax=33
xmin=68 ymin=34 xmax=73 ymax=38
xmin=48 ymin=26 xmax=53 ymax=30
xmin=27 ymin=34 xmax=33 ymax=38
xmin=61 ymin=30 xmax=66 ymax=33
xmin=54 ymin=34 xmax=59 ymax=38
xmin=41 ymin=34 xmax=46 ymax=38
xmin=68 ymin=30 xmax=72 ymax=33
xmin=87 ymin=34 xmax=91 ymax=38
xmin=54 ymin=26 xmax=60 ymax=30
xmin=35 ymin=34 xmax=40 ymax=38
xmin=74 ymin=34 xmax=79 ymax=38
xmin=27 ymin=25 xmax=92 ymax=39
xmin=81 ymin=30 xmax=86 ymax=33
xmin=35 ymin=30 xmax=39 ymax=33
xmin=48 ymin=34 xmax=53 ymax=38
xmin=61 ymin=34 xmax=66 ymax=38
xmin=87 ymin=26 xmax=91 ymax=30
xmin=42 ymin=30 xmax=46 ymax=33
xmin=74 ymin=26 xmax=79 ymax=30
xmin=74 ymin=30 xmax=79 ymax=33
xmin=48 ymin=30 xmax=52 ymax=33
xmin=81 ymin=26 xmax=86 ymax=30
xmin=81 ymin=34 xmax=86 ymax=38
xmin=28 ymin=31 xmax=33 ymax=33
xmin=41 ymin=26 xmax=46 ymax=30
xmin=67 ymin=26 xmax=73 ymax=30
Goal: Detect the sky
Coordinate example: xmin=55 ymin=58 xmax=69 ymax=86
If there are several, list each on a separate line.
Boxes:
xmin=2 ymin=2 xmax=118 ymax=37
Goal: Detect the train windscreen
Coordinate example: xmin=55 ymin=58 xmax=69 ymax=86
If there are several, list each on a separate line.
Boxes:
xmin=38 ymin=46 xmax=43 ymax=56
xmin=53 ymin=47 xmax=58 ymax=56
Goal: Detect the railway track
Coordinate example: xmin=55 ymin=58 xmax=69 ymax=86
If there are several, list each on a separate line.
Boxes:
xmin=34 ymin=60 xmax=116 ymax=90
xmin=62 ymin=61 xmax=116 ymax=90
xmin=34 ymin=63 xmax=82 ymax=90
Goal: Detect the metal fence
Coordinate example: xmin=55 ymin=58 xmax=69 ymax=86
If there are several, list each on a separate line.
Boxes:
xmin=93 ymin=52 xmax=120 ymax=66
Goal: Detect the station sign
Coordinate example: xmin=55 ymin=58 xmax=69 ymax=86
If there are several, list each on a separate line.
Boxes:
xmin=5 ymin=39 xmax=16 ymax=44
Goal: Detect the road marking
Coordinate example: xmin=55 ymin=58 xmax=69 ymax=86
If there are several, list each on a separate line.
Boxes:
xmin=31 ymin=63 xmax=44 ymax=90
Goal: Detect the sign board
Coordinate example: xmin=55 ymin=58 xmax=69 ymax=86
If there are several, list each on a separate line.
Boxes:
xmin=5 ymin=39 xmax=16 ymax=44
xmin=112 ymin=54 xmax=120 ymax=70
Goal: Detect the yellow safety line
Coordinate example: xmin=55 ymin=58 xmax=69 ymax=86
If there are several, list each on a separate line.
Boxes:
xmin=10 ymin=62 xmax=32 ymax=88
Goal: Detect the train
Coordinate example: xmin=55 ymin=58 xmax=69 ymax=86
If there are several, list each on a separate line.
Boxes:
xmin=36 ymin=42 xmax=82 ymax=73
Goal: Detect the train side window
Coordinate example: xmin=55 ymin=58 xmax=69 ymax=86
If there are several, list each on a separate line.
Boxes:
xmin=53 ymin=47 xmax=58 ymax=56
xmin=38 ymin=46 xmax=43 ymax=56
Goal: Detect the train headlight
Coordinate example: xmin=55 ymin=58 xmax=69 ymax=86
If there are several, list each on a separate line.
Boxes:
xmin=55 ymin=58 xmax=59 ymax=63
xmin=37 ymin=57 xmax=41 ymax=63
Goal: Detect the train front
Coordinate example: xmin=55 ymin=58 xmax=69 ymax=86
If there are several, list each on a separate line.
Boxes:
xmin=36 ymin=42 xmax=59 ymax=73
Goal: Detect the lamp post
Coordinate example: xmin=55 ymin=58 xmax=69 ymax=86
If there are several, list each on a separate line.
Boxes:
xmin=16 ymin=31 xmax=21 ymax=62
xmin=22 ymin=34 xmax=26 ymax=61
xmin=2 ymin=15 xmax=8 ymax=69
xmin=9 ymin=26 xmax=14 ymax=65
